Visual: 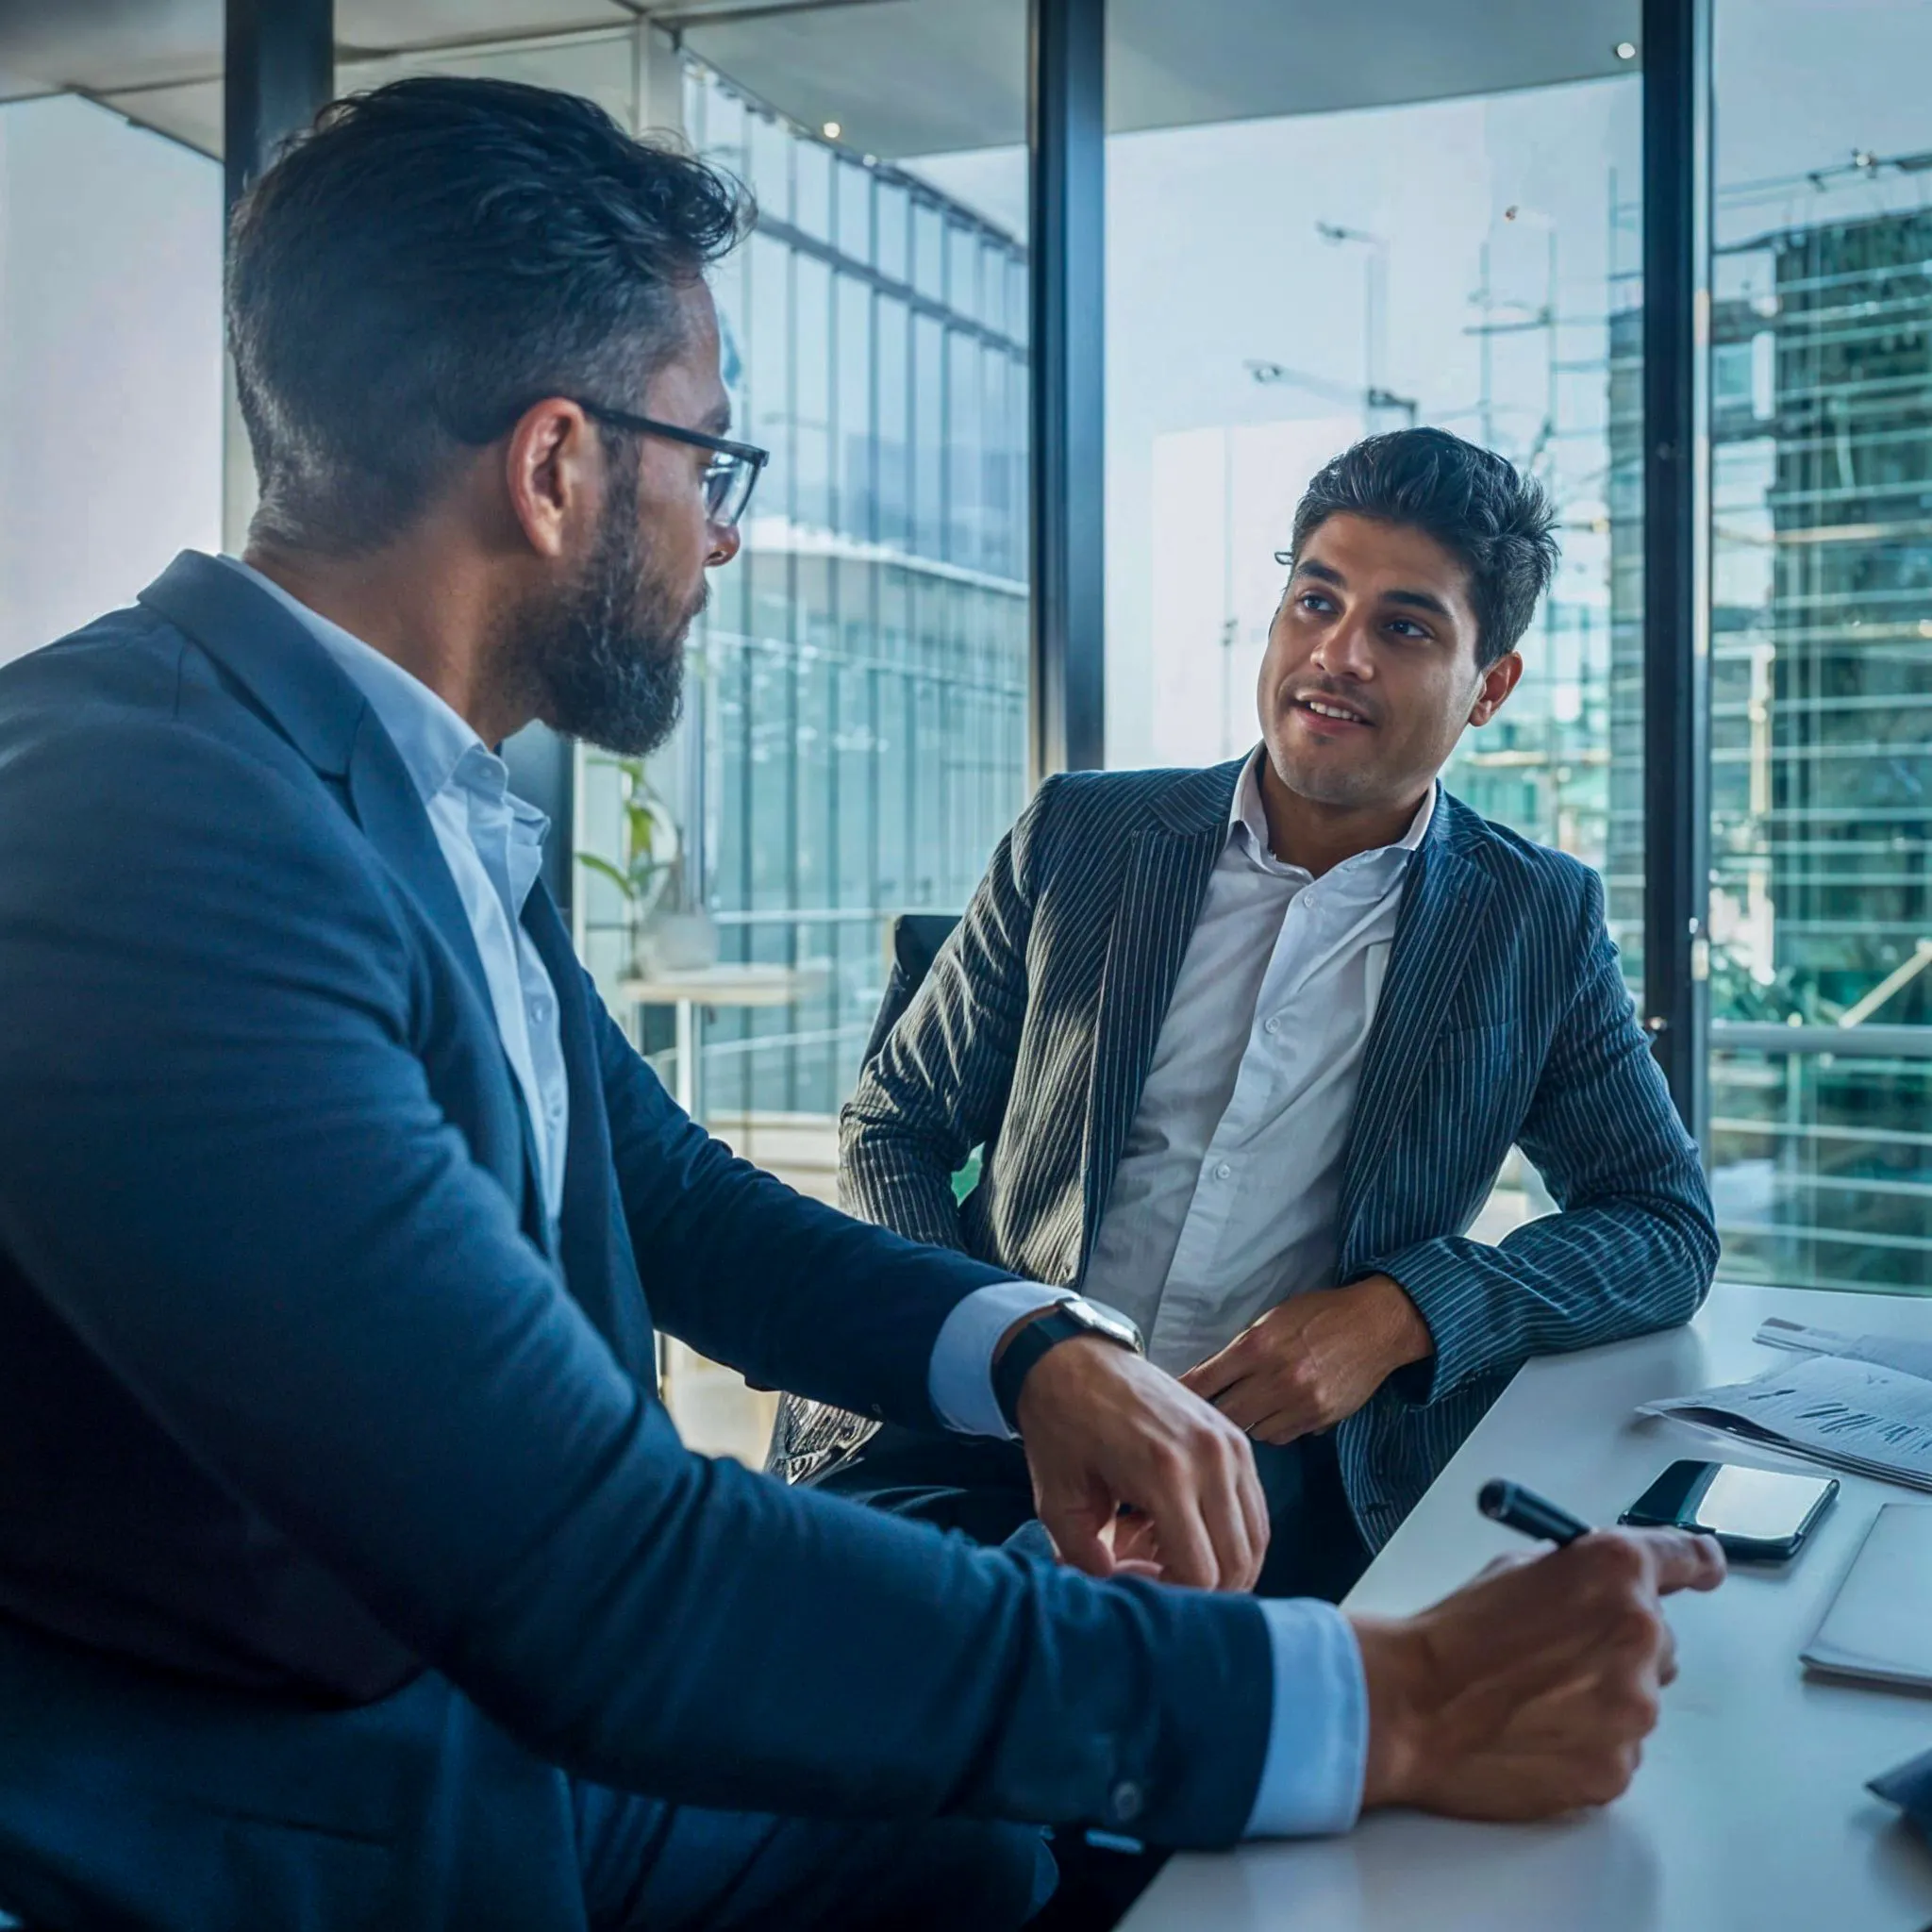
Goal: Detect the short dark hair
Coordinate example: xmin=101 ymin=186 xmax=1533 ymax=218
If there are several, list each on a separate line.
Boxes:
xmin=227 ymin=75 xmax=752 ymax=554
xmin=1284 ymin=427 xmax=1558 ymax=663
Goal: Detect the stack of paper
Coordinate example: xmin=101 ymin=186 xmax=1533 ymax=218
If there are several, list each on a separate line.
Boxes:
xmin=1641 ymin=1324 xmax=1932 ymax=1494
xmin=1803 ymin=1505 xmax=1932 ymax=1690
xmin=1756 ymin=1316 xmax=1932 ymax=1385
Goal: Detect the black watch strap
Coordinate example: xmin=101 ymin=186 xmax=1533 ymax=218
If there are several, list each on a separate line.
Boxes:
xmin=991 ymin=1301 xmax=1141 ymax=1434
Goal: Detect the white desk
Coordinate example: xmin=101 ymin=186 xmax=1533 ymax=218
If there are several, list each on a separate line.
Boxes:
xmin=1125 ymin=1282 xmax=1932 ymax=1932
xmin=617 ymin=963 xmax=827 ymax=1116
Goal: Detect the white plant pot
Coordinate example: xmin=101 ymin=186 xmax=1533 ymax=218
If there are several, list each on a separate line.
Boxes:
xmin=637 ymin=908 xmax=720 ymax=974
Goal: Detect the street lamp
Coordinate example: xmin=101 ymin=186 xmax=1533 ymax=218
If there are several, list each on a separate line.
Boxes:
xmin=1316 ymin=221 xmax=1406 ymax=430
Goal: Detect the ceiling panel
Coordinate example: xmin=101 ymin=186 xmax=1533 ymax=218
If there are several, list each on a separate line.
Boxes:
xmin=8 ymin=0 xmax=1645 ymax=165
xmin=0 ymin=0 xmax=222 ymax=96
xmin=683 ymin=0 xmax=1027 ymax=158
xmin=336 ymin=2 xmax=635 ymax=55
xmin=99 ymin=75 xmax=223 ymax=156
xmin=686 ymin=0 xmax=1641 ymax=158
xmin=0 ymin=0 xmax=635 ymax=103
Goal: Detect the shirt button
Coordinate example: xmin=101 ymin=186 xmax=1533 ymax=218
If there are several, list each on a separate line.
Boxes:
xmin=1214 ymin=1162 xmax=1233 ymax=1181
xmin=1264 ymin=1016 xmax=1281 ymax=1036
xmin=1110 ymin=1780 xmax=1145 ymax=1825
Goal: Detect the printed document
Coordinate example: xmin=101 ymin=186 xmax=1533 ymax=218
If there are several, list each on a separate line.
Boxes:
xmin=1641 ymin=1350 xmax=1932 ymax=1494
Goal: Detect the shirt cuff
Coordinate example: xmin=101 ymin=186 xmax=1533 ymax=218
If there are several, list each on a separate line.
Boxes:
xmin=927 ymin=1281 xmax=1072 ymax=1437
xmin=1242 ymin=1599 xmax=1369 ymax=1838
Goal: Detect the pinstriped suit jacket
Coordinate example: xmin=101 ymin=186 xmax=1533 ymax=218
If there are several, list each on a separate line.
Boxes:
xmin=839 ymin=758 xmax=1717 ymax=1551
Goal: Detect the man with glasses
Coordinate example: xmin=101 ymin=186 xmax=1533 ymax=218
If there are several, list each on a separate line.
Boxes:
xmin=0 ymin=79 xmax=1721 ymax=1932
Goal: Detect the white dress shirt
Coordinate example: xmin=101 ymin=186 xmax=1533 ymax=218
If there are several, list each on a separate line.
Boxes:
xmin=1085 ymin=750 xmax=1434 ymax=1374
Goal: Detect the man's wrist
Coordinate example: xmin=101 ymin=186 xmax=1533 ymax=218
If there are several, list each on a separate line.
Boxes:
xmin=1350 ymin=1612 xmax=1430 ymax=1810
xmin=1346 ymin=1273 xmax=1434 ymax=1373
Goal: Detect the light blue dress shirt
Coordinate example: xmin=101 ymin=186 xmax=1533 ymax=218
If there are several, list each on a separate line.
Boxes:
xmin=224 ymin=558 xmax=570 ymax=1231
xmin=221 ymin=555 xmax=1366 ymax=1839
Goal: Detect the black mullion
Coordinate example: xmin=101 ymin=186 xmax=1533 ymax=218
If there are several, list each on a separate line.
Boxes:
xmin=1640 ymin=0 xmax=1714 ymax=1146
xmin=1027 ymin=0 xmax=1106 ymax=779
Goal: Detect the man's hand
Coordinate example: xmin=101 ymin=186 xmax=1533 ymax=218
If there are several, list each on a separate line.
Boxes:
xmin=1179 ymin=1275 xmax=1433 ymax=1444
xmin=1010 ymin=1331 xmax=1269 ymax=1592
xmin=1353 ymin=1528 xmax=1726 ymax=1819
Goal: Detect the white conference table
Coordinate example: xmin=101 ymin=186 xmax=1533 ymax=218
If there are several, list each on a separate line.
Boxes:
xmin=1124 ymin=1281 xmax=1932 ymax=1932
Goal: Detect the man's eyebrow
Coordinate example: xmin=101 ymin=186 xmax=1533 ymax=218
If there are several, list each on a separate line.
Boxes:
xmin=699 ymin=400 xmax=733 ymax=436
xmin=1291 ymin=558 xmax=1456 ymax=622
xmin=1384 ymin=587 xmax=1455 ymax=619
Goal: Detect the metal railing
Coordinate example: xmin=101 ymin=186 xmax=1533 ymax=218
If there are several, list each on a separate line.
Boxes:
xmin=1711 ymin=1022 xmax=1932 ymax=1059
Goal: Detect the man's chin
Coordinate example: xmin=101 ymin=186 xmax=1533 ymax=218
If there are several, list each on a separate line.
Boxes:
xmin=1270 ymin=752 xmax=1384 ymax=812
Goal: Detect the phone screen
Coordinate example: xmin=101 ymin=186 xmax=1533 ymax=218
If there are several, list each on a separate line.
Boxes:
xmin=1691 ymin=1465 xmax=1836 ymax=1541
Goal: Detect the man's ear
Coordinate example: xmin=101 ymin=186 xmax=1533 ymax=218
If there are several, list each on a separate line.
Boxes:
xmin=1467 ymin=650 xmax=1524 ymax=728
xmin=503 ymin=398 xmax=597 ymax=560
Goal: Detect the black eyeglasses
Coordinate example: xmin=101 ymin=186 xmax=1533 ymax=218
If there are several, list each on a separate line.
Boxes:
xmin=573 ymin=400 xmax=768 ymax=530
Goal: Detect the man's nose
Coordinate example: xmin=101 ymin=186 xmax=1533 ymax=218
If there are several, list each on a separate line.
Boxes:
xmin=1312 ymin=614 xmax=1374 ymax=679
xmin=708 ymin=523 xmax=743 ymax=568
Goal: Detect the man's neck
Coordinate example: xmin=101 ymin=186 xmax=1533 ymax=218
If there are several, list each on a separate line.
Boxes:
xmin=1256 ymin=757 xmax=1431 ymax=878
xmin=241 ymin=537 xmax=525 ymax=747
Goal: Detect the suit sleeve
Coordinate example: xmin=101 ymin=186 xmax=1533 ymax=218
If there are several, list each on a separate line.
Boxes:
xmin=1363 ymin=871 xmax=1718 ymax=1401
xmin=838 ymin=778 xmax=1053 ymax=1247
xmin=0 ymin=715 xmax=1272 ymax=1844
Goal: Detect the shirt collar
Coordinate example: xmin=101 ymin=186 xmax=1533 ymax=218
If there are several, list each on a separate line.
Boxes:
xmin=218 ymin=554 xmax=502 ymax=812
xmin=1228 ymin=745 xmax=1435 ymax=876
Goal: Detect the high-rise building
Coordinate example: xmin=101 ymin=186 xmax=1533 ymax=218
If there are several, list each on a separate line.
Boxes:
xmin=1610 ymin=205 xmax=1932 ymax=1291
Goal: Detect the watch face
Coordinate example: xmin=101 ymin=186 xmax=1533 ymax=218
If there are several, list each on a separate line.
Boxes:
xmin=1064 ymin=1296 xmax=1144 ymax=1354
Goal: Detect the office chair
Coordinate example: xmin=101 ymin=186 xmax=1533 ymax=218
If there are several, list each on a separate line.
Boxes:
xmin=763 ymin=911 xmax=959 ymax=1485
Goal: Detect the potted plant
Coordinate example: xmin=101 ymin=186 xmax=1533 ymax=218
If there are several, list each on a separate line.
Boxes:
xmin=575 ymin=757 xmax=718 ymax=976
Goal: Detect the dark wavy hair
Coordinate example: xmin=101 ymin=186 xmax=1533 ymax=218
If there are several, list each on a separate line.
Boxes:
xmin=1284 ymin=427 xmax=1559 ymax=664
xmin=227 ymin=75 xmax=752 ymax=554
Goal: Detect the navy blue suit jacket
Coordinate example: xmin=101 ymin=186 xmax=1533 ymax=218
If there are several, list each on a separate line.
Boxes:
xmin=842 ymin=760 xmax=1719 ymax=1549
xmin=0 ymin=555 xmax=1274 ymax=1849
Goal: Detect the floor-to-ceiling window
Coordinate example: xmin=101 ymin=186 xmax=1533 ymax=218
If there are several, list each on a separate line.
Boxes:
xmin=1706 ymin=0 xmax=1932 ymax=1294
xmin=1102 ymin=5 xmax=1644 ymax=1237
xmin=679 ymin=58 xmax=1029 ymax=1137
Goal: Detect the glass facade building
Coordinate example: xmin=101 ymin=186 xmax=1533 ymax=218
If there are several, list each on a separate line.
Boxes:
xmin=652 ymin=61 xmax=1030 ymax=1124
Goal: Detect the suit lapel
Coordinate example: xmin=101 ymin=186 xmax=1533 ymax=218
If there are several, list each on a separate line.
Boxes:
xmin=1338 ymin=814 xmax=1495 ymax=1245
xmin=142 ymin=553 xmax=540 ymax=1230
xmin=1075 ymin=767 xmax=1242 ymax=1268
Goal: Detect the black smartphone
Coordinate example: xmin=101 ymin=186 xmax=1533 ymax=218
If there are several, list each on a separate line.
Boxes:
xmin=1619 ymin=1458 xmax=1838 ymax=1562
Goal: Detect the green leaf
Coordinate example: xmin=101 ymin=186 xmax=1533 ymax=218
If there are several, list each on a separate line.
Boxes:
xmin=575 ymin=851 xmax=637 ymax=901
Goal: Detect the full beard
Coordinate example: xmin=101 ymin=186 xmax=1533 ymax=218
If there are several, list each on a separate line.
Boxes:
xmin=504 ymin=465 xmax=704 ymax=757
